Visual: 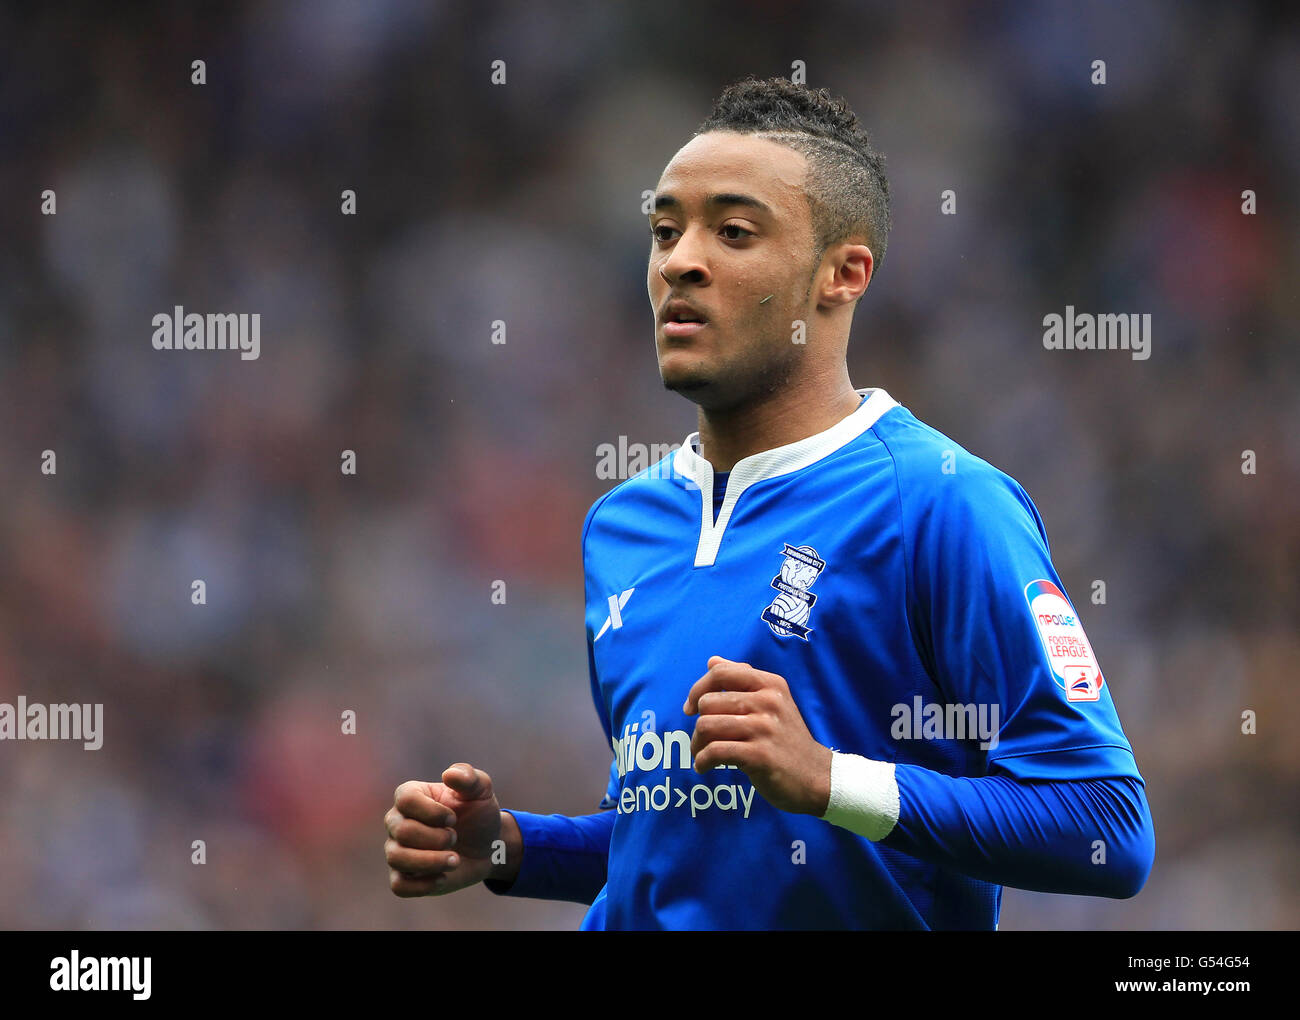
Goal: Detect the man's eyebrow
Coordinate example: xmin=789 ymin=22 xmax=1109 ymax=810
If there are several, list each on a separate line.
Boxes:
xmin=652 ymin=192 xmax=773 ymax=216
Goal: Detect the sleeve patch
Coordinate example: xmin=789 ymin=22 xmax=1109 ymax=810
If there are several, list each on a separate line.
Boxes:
xmin=1024 ymin=579 xmax=1104 ymax=702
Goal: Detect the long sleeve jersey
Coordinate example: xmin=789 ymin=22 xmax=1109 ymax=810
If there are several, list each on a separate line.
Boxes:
xmin=486 ymin=388 xmax=1154 ymax=929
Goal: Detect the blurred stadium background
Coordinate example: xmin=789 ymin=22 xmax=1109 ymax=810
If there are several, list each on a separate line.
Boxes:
xmin=0 ymin=0 xmax=1296 ymax=929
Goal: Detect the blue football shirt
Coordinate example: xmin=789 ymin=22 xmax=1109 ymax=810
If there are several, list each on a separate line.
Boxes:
xmin=569 ymin=386 xmax=1143 ymax=929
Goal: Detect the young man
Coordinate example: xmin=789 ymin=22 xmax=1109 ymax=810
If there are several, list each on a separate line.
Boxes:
xmin=385 ymin=76 xmax=1154 ymax=929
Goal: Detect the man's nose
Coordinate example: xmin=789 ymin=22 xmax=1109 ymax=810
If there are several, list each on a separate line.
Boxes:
xmin=659 ymin=226 xmax=710 ymax=284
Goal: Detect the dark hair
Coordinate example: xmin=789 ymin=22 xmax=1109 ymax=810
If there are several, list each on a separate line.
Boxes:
xmin=693 ymin=76 xmax=891 ymax=282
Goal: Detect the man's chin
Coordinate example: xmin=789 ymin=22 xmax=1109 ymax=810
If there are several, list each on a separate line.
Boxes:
xmin=661 ymin=372 xmax=710 ymax=394
xmin=658 ymin=358 xmax=713 ymax=395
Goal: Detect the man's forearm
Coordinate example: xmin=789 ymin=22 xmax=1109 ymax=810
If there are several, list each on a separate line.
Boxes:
xmin=483 ymin=808 xmax=615 ymax=904
xmin=820 ymin=753 xmax=1155 ymax=898
xmin=488 ymin=809 xmax=523 ymax=886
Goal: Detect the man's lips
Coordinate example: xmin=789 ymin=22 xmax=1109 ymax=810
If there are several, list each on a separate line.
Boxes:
xmin=661 ymin=297 xmax=709 ymax=331
xmin=662 ymin=320 xmax=708 ymax=338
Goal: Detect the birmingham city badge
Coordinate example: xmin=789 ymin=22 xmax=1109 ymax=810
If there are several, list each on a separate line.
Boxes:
xmin=760 ymin=544 xmax=825 ymax=640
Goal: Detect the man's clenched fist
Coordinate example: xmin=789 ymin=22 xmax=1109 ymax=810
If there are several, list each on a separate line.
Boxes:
xmin=683 ymin=656 xmax=833 ymax=817
xmin=385 ymin=763 xmax=521 ymax=897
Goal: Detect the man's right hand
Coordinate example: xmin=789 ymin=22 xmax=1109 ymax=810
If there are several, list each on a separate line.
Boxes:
xmin=385 ymin=763 xmax=521 ymax=897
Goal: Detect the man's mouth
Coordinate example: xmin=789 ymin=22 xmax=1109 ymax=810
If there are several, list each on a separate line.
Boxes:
xmin=661 ymin=299 xmax=709 ymax=337
xmin=663 ymin=320 xmax=707 ymax=338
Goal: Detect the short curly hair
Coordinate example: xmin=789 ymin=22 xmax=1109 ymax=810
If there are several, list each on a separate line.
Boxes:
xmin=693 ymin=75 xmax=891 ymax=280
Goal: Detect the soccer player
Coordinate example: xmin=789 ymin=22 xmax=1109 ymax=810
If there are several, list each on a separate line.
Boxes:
xmin=384 ymin=76 xmax=1154 ymax=929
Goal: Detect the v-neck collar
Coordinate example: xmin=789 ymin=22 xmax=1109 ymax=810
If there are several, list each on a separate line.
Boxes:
xmin=671 ymin=386 xmax=899 ymax=567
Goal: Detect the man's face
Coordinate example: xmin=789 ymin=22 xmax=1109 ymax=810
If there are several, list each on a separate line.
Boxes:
xmin=648 ymin=131 xmax=819 ymax=411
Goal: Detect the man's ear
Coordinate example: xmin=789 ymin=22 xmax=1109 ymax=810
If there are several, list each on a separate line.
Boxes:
xmin=841 ymin=243 xmax=874 ymax=301
xmin=819 ymin=242 xmax=874 ymax=308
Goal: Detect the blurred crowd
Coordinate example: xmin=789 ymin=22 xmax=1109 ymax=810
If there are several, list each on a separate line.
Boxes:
xmin=0 ymin=0 xmax=1296 ymax=929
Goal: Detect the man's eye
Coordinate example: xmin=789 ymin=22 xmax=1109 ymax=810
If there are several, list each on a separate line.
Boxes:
xmin=651 ymin=224 xmax=752 ymax=242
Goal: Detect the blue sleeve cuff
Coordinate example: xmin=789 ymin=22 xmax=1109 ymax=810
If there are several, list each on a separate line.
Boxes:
xmin=483 ymin=809 xmax=615 ymax=904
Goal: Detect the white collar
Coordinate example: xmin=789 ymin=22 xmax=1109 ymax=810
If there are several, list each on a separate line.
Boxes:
xmin=672 ymin=386 xmax=899 ymax=567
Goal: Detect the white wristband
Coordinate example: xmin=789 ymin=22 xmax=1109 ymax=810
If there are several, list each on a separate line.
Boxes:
xmin=819 ymin=751 xmax=900 ymax=842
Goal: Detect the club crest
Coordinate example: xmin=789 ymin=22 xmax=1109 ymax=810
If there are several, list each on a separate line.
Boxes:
xmin=760 ymin=544 xmax=825 ymax=640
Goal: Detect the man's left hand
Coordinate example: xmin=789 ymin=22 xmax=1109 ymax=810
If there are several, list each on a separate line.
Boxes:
xmin=683 ymin=655 xmax=832 ymax=816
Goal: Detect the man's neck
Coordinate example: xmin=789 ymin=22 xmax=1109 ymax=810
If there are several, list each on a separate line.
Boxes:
xmin=696 ymin=379 xmax=864 ymax=473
